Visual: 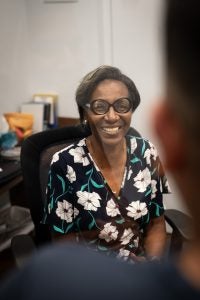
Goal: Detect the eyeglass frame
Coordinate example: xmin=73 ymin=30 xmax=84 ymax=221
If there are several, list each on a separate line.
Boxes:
xmin=84 ymin=97 xmax=133 ymax=115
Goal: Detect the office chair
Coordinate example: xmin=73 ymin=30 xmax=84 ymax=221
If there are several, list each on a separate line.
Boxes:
xmin=12 ymin=124 xmax=192 ymax=267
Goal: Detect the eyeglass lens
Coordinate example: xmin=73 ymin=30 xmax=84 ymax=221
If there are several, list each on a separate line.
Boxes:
xmin=90 ymin=98 xmax=132 ymax=115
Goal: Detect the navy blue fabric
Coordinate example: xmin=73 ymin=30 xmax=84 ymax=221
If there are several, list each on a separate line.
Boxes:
xmin=0 ymin=243 xmax=199 ymax=300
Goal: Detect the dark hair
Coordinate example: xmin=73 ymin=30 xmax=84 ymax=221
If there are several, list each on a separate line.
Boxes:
xmin=75 ymin=65 xmax=140 ymax=123
xmin=166 ymin=0 xmax=200 ymax=133
xmin=165 ymin=0 xmax=200 ymax=171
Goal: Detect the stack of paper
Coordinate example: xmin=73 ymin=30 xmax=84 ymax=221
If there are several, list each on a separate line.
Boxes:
xmin=21 ymin=93 xmax=58 ymax=133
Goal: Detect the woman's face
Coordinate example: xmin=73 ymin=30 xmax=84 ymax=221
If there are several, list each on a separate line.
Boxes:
xmin=85 ymin=79 xmax=133 ymax=147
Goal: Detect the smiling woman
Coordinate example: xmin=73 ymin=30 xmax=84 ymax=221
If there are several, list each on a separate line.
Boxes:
xmin=42 ymin=65 xmax=170 ymax=262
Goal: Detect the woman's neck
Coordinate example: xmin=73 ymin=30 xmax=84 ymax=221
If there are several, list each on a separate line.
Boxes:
xmin=86 ymin=136 xmax=127 ymax=196
xmin=86 ymin=136 xmax=126 ymax=168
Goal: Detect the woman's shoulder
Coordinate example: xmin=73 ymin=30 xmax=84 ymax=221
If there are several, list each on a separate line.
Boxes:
xmin=127 ymin=134 xmax=160 ymax=165
xmin=51 ymin=138 xmax=87 ymax=164
xmin=127 ymin=133 xmax=157 ymax=151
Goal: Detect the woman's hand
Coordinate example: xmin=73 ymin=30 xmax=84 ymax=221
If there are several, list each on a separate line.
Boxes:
xmin=143 ymin=215 xmax=167 ymax=258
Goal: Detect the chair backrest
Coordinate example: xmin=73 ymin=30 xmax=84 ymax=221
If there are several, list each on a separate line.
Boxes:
xmin=20 ymin=125 xmax=87 ymax=245
xmin=20 ymin=124 xmax=141 ymax=246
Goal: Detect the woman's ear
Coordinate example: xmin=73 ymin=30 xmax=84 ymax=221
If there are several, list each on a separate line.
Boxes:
xmin=152 ymin=100 xmax=186 ymax=171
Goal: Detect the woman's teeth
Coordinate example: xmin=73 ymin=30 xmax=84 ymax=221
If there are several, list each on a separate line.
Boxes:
xmin=102 ymin=127 xmax=119 ymax=134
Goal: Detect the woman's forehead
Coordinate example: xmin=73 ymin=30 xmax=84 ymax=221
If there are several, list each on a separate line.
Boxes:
xmin=91 ymin=79 xmax=128 ymax=100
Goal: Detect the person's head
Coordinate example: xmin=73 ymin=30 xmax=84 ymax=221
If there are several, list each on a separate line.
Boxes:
xmin=166 ymin=0 xmax=200 ymax=134
xmin=75 ymin=65 xmax=140 ymax=146
xmin=76 ymin=65 xmax=140 ymax=123
xmin=153 ymin=0 xmax=200 ymax=218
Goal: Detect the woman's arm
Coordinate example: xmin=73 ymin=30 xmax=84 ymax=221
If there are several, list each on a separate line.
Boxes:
xmin=52 ymin=231 xmax=78 ymax=243
xmin=143 ymin=215 xmax=167 ymax=259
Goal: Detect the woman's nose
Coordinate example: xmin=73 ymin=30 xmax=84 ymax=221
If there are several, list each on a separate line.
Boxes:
xmin=104 ymin=106 xmax=119 ymax=121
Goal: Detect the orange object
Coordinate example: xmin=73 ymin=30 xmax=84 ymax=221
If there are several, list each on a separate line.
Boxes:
xmin=4 ymin=112 xmax=34 ymax=140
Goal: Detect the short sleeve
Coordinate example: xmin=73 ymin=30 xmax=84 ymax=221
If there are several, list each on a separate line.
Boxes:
xmin=42 ymin=154 xmax=77 ymax=235
xmin=148 ymin=143 xmax=171 ymax=219
xmin=158 ymin=161 xmax=171 ymax=194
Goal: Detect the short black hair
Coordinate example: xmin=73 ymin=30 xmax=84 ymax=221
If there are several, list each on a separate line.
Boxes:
xmin=166 ymin=0 xmax=200 ymax=103
xmin=75 ymin=65 xmax=140 ymax=123
xmin=166 ymin=0 xmax=200 ymax=137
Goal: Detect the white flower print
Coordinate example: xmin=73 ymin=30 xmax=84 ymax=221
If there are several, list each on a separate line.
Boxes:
xmin=144 ymin=142 xmax=158 ymax=165
xmin=161 ymin=179 xmax=171 ymax=193
xmin=151 ymin=180 xmax=157 ymax=199
xmin=149 ymin=142 xmax=158 ymax=160
xmin=106 ymin=199 xmax=120 ymax=217
xmin=51 ymin=145 xmax=73 ymax=165
xmin=66 ymin=165 xmax=76 ymax=183
xmin=77 ymin=139 xmax=86 ymax=147
xmin=51 ymin=151 xmax=60 ymax=165
xmin=74 ymin=207 xmax=79 ymax=218
xmin=56 ymin=200 xmax=74 ymax=222
xmin=130 ymin=137 xmax=137 ymax=154
xmin=127 ymin=169 xmax=133 ymax=180
xmin=120 ymin=228 xmax=134 ymax=245
xmin=99 ymin=222 xmax=118 ymax=242
xmin=117 ymin=248 xmax=130 ymax=261
xmin=133 ymin=237 xmax=139 ymax=248
xmin=144 ymin=148 xmax=151 ymax=165
xmin=48 ymin=203 xmax=51 ymax=214
xmin=126 ymin=200 xmax=148 ymax=220
xmin=144 ymin=143 xmax=158 ymax=166
xmin=133 ymin=168 xmax=151 ymax=192
xmin=69 ymin=147 xmax=89 ymax=166
xmin=77 ymin=191 xmax=101 ymax=211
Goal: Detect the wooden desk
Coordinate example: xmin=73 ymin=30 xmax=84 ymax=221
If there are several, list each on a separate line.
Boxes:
xmin=57 ymin=116 xmax=79 ymax=128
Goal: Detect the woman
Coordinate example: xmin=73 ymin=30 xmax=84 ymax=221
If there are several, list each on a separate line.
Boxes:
xmin=43 ymin=65 xmax=170 ymax=262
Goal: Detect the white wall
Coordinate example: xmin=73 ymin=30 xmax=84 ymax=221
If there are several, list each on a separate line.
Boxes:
xmin=0 ymin=0 xmax=186 ymax=213
xmin=112 ymin=0 xmax=164 ymax=138
xmin=0 ymin=0 xmax=30 ymax=113
xmin=25 ymin=0 xmax=109 ymax=116
xmin=1 ymin=0 xmax=164 ymax=127
xmin=0 ymin=0 xmax=164 ymax=135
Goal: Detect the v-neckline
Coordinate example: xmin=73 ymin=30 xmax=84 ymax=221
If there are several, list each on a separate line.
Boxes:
xmin=84 ymin=137 xmax=130 ymax=200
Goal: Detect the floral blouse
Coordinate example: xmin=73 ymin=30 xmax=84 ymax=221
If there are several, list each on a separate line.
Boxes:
xmin=42 ymin=134 xmax=170 ymax=261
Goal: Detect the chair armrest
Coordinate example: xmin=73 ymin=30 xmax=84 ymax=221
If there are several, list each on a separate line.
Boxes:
xmin=164 ymin=209 xmax=192 ymax=256
xmin=164 ymin=209 xmax=192 ymax=240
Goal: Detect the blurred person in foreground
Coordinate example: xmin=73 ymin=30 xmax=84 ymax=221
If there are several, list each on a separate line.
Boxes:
xmin=42 ymin=65 xmax=169 ymax=262
xmin=0 ymin=0 xmax=200 ymax=299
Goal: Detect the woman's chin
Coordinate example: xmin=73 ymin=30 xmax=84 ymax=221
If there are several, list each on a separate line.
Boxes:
xmin=99 ymin=132 xmax=125 ymax=147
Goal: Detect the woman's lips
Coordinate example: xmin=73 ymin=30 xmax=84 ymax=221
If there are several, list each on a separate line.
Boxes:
xmin=101 ymin=127 xmax=120 ymax=134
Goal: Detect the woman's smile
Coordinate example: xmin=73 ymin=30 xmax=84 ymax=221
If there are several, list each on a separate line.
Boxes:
xmin=86 ymin=79 xmax=132 ymax=146
xmin=101 ymin=126 xmax=121 ymax=134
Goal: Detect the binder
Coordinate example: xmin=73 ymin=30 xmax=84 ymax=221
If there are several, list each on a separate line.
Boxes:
xmin=33 ymin=94 xmax=58 ymax=128
xmin=21 ymin=94 xmax=58 ymax=133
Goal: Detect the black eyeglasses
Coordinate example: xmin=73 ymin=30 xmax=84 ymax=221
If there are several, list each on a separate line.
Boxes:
xmin=85 ymin=97 xmax=132 ymax=115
